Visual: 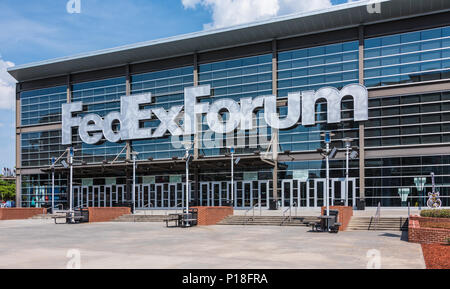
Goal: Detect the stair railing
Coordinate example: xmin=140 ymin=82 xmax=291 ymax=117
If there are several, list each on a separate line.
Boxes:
xmin=170 ymin=202 xmax=184 ymax=215
xmin=281 ymin=206 xmax=292 ymax=226
xmin=374 ymin=202 xmax=381 ymax=231
xmin=244 ymin=202 xmax=258 ymax=225
xmin=141 ymin=202 xmax=154 ymax=215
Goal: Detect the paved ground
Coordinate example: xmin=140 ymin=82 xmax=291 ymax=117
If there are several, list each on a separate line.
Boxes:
xmin=0 ymin=219 xmax=425 ymax=269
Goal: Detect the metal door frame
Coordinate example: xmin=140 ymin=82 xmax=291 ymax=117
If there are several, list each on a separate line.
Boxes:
xmin=210 ymin=182 xmax=221 ymax=206
xmin=240 ymin=181 xmax=253 ymax=209
xmin=331 ymin=178 xmax=357 ymax=208
xmin=313 ymin=179 xmax=326 ymax=208
xmin=258 ymin=180 xmax=270 ymax=209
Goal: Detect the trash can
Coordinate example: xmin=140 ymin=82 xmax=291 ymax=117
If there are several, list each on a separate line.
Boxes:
xmin=269 ymin=200 xmax=278 ymax=210
xmin=334 ymin=200 xmax=345 ymax=206
xmin=222 ymin=200 xmax=233 ymax=207
xmin=356 ymin=199 xmax=366 ymax=210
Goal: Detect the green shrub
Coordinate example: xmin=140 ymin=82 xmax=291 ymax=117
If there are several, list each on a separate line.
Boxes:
xmin=420 ymin=209 xmax=450 ymax=219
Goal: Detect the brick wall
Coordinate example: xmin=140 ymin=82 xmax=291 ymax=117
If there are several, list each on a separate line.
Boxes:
xmin=321 ymin=206 xmax=353 ymax=231
xmin=87 ymin=207 xmax=131 ymax=223
xmin=0 ymin=208 xmax=46 ymax=220
xmin=192 ymin=206 xmax=234 ymax=226
xmin=408 ymin=216 xmax=450 ymax=244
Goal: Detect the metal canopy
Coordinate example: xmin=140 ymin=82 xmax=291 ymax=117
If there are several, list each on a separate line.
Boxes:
xmin=8 ymin=0 xmax=450 ymax=82
xmin=41 ymin=155 xmax=275 ymax=177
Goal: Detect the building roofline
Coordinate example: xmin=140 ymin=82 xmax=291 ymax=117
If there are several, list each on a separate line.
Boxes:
xmin=8 ymin=0 xmax=450 ymax=82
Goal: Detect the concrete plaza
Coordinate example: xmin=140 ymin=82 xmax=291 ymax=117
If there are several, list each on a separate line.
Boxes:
xmin=0 ymin=219 xmax=425 ymax=269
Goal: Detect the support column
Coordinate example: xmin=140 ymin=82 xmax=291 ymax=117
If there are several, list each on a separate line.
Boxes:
xmin=66 ymin=75 xmax=71 ymax=103
xmin=358 ymin=25 xmax=366 ymax=205
xmin=194 ymin=168 xmax=199 ymax=206
xmin=192 ymin=54 xmax=201 ymax=205
xmin=15 ymin=83 xmax=22 ymax=207
xmin=193 ymin=53 xmax=200 ymax=160
xmin=125 ymin=65 xmax=132 ymax=161
xmin=125 ymin=65 xmax=132 ymax=203
xmin=271 ymin=39 xmax=279 ymax=205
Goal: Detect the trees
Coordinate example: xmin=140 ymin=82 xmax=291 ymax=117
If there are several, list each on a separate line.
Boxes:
xmin=0 ymin=179 xmax=16 ymax=201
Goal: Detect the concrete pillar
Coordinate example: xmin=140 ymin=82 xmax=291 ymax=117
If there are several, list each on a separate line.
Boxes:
xmin=358 ymin=25 xmax=366 ymax=205
xmin=125 ymin=65 xmax=132 ymax=161
xmin=193 ymin=53 xmax=200 ymax=161
xmin=15 ymin=83 xmax=21 ymax=207
xmin=272 ymin=39 xmax=279 ymax=204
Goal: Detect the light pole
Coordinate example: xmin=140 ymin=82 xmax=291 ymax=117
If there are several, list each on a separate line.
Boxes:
xmin=230 ymin=147 xmax=235 ymax=206
xmin=343 ymin=138 xmax=353 ymax=207
xmin=182 ymin=140 xmax=193 ymax=226
xmin=51 ymin=158 xmax=55 ymax=214
xmin=319 ymin=132 xmax=335 ymax=231
xmin=69 ymin=147 xmax=74 ymax=223
xmin=131 ymin=151 xmax=139 ymax=214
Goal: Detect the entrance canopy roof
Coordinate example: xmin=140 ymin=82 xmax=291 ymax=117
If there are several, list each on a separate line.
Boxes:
xmin=8 ymin=0 xmax=450 ymax=82
xmin=42 ymin=155 xmax=278 ymax=178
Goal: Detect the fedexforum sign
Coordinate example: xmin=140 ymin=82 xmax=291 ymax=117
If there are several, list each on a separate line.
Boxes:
xmin=62 ymin=84 xmax=368 ymax=145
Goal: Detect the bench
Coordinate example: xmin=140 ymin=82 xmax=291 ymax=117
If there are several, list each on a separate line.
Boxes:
xmin=330 ymin=222 xmax=342 ymax=233
xmin=52 ymin=215 xmax=86 ymax=224
xmin=164 ymin=214 xmax=182 ymax=228
xmin=307 ymin=221 xmax=322 ymax=232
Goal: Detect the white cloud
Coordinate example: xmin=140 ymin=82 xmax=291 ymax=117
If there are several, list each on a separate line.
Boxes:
xmin=0 ymin=58 xmax=16 ymax=111
xmin=182 ymin=0 xmax=334 ymax=29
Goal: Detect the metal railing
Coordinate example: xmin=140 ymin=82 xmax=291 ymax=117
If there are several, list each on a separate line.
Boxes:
xmin=281 ymin=206 xmax=292 ymax=226
xmin=140 ymin=202 xmax=154 ymax=215
xmin=175 ymin=202 xmax=185 ymax=215
xmin=244 ymin=202 xmax=258 ymax=225
xmin=373 ymin=202 xmax=381 ymax=231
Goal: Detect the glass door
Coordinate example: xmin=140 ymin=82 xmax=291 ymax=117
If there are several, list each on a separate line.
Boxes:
xmin=200 ymin=182 xmax=209 ymax=206
xmin=155 ymin=184 xmax=163 ymax=208
xmin=313 ymin=179 xmax=326 ymax=208
xmin=258 ymin=181 xmax=269 ymax=208
xmin=281 ymin=180 xmax=293 ymax=208
xmin=242 ymin=181 xmax=253 ymax=208
xmin=169 ymin=183 xmax=177 ymax=208
xmin=211 ymin=182 xmax=221 ymax=206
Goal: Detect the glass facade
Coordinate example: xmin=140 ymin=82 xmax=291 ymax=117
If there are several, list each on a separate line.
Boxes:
xmin=71 ymin=77 xmax=127 ymax=163
xmin=21 ymin=174 xmax=67 ymax=208
xmin=21 ymin=86 xmax=67 ymax=126
xmin=365 ymin=91 xmax=450 ymax=147
xmin=18 ymin=24 xmax=450 ymax=208
xmin=21 ymin=130 xmax=66 ymax=167
xmin=365 ymin=155 xmax=450 ymax=207
xmin=72 ymin=77 xmax=126 ymax=117
xmin=278 ymin=41 xmax=360 ymax=153
xmin=198 ymin=54 xmax=273 ymax=156
xmin=365 ymin=26 xmax=450 ymax=87
xmin=131 ymin=66 xmax=194 ymax=160
xmin=278 ymin=41 xmax=359 ymax=97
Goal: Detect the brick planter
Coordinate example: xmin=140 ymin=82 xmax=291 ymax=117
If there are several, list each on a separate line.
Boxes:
xmin=191 ymin=206 xmax=234 ymax=226
xmin=321 ymin=206 xmax=353 ymax=231
xmin=87 ymin=207 xmax=131 ymax=223
xmin=409 ymin=216 xmax=450 ymax=244
xmin=0 ymin=208 xmax=47 ymax=220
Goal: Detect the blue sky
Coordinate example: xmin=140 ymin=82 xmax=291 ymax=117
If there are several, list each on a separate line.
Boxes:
xmin=0 ymin=0 xmax=355 ymax=170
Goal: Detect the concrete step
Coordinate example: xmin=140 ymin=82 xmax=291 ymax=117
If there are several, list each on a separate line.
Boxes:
xmin=347 ymin=217 xmax=408 ymax=231
xmin=217 ymin=215 xmax=319 ymax=226
xmin=30 ymin=214 xmax=66 ymax=219
xmin=113 ymin=215 xmax=167 ymax=222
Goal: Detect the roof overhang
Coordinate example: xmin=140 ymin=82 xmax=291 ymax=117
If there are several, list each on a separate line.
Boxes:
xmin=8 ymin=0 xmax=450 ymax=82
